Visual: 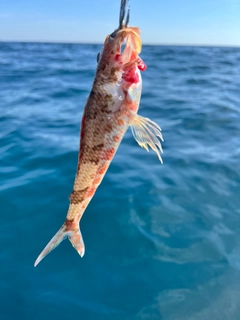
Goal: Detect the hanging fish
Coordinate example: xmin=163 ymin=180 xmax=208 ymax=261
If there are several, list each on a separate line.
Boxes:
xmin=34 ymin=0 xmax=163 ymax=267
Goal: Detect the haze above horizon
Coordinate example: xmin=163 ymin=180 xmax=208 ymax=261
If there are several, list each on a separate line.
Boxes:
xmin=1 ymin=0 xmax=240 ymax=47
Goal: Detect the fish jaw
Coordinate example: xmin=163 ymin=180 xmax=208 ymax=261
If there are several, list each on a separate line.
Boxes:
xmin=113 ymin=27 xmax=142 ymax=65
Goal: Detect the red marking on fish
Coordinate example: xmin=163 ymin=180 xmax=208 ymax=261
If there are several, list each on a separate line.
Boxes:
xmin=129 ymin=102 xmax=138 ymax=111
xmin=113 ymin=135 xmax=120 ymax=142
xmin=86 ymin=187 xmax=96 ymax=198
xmin=115 ymin=54 xmax=121 ymax=62
xmin=105 ymin=147 xmax=115 ymax=160
xmin=93 ymin=176 xmax=102 ymax=185
xmin=137 ymin=58 xmax=147 ymax=71
xmin=118 ymin=119 xmax=125 ymax=126
xmin=123 ymin=68 xmax=139 ymax=84
xmin=98 ymin=163 xmax=108 ymax=175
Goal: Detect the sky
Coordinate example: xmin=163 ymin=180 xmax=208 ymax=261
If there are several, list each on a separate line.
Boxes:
xmin=0 ymin=0 xmax=240 ymax=46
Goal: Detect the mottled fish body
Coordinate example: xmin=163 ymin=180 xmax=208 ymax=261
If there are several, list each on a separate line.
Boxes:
xmin=34 ymin=2 xmax=163 ymax=267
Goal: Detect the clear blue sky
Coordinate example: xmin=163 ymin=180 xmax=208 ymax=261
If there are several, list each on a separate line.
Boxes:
xmin=1 ymin=0 xmax=240 ymax=46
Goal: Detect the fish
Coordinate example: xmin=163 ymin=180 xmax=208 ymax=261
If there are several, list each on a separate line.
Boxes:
xmin=34 ymin=0 xmax=163 ymax=267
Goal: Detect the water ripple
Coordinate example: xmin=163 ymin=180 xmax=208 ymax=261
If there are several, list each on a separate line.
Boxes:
xmin=1 ymin=43 xmax=240 ymax=320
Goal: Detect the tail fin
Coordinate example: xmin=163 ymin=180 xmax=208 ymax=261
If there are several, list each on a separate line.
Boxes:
xmin=34 ymin=222 xmax=85 ymax=267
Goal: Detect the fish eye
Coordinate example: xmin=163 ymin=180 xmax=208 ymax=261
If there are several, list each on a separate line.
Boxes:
xmin=108 ymin=30 xmax=117 ymax=42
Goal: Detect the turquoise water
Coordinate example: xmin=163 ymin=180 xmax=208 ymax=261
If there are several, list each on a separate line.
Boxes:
xmin=1 ymin=42 xmax=240 ymax=319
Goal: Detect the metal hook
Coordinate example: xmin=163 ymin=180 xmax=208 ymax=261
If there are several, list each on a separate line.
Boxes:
xmin=119 ymin=0 xmax=130 ymax=29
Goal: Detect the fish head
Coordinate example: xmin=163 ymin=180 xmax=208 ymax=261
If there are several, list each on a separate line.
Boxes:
xmin=105 ymin=27 xmax=141 ymax=65
xmin=96 ymin=26 xmax=146 ymax=84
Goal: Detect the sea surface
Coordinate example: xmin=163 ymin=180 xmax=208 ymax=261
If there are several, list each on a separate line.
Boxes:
xmin=1 ymin=42 xmax=240 ymax=320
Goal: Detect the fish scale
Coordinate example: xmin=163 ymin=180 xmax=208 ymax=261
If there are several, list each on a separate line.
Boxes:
xmin=34 ymin=7 xmax=163 ymax=267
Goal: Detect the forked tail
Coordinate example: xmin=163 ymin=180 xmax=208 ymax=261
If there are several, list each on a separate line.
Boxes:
xmin=34 ymin=222 xmax=85 ymax=267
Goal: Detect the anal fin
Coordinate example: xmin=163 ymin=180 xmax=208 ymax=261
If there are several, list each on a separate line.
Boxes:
xmin=130 ymin=114 xmax=163 ymax=163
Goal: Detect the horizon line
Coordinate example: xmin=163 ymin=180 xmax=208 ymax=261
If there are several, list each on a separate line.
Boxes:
xmin=1 ymin=40 xmax=240 ymax=49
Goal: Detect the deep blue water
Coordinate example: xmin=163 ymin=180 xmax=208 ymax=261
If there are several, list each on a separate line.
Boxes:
xmin=1 ymin=41 xmax=240 ymax=319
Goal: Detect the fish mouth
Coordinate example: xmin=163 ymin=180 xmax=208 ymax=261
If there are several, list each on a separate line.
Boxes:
xmin=107 ymin=27 xmax=142 ymax=66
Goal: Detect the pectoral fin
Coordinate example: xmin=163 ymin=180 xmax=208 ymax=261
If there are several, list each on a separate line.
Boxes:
xmin=130 ymin=114 xmax=163 ymax=163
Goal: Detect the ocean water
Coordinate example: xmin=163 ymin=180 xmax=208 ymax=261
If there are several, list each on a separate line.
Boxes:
xmin=1 ymin=41 xmax=240 ymax=320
